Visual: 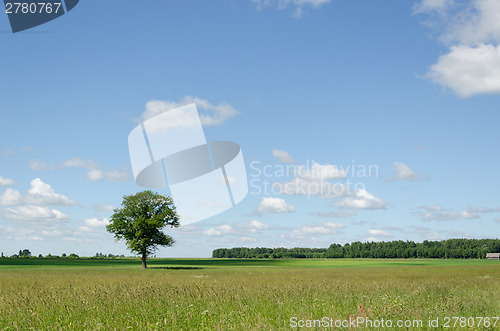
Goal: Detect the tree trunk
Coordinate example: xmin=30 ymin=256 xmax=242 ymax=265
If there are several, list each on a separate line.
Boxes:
xmin=141 ymin=252 xmax=147 ymax=269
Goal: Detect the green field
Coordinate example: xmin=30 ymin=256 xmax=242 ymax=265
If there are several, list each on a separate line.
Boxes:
xmin=0 ymin=258 xmax=499 ymax=330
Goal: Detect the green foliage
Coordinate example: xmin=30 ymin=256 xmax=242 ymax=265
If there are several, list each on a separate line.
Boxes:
xmin=18 ymin=249 xmax=31 ymax=258
xmin=106 ymin=191 xmax=179 ymax=267
xmin=213 ymin=239 xmax=500 ymax=259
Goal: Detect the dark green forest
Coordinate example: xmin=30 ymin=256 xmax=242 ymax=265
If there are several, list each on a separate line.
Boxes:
xmin=212 ymin=239 xmax=500 ymax=259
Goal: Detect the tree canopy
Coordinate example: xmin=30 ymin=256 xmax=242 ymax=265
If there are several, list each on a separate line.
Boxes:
xmin=106 ymin=190 xmax=180 ymax=268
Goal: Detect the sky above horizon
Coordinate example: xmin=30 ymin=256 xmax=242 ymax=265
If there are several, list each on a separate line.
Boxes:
xmin=1 ymin=0 xmax=499 ymax=257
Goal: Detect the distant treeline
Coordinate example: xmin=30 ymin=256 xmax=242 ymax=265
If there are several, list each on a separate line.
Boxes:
xmin=0 ymin=250 xmax=125 ymax=259
xmin=212 ymin=239 xmax=500 ymax=259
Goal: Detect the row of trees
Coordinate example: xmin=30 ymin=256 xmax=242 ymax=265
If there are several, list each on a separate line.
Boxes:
xmin=212 ymin=239 xmax=500 ymax=259
xmin=212 ymin=247 xmax=327 ymax=258
xmin=0 ymin=250 xmax=125 ymax=259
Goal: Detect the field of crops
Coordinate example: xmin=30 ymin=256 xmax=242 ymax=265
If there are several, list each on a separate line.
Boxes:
xmin=0 ymin=258 xmax=498 ymax=330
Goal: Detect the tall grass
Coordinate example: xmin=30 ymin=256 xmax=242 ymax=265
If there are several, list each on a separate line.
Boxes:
xmin=0 ymin=259 xmax=498 ymax=330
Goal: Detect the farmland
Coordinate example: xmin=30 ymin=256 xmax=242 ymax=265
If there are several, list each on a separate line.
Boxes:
xmin=0 ymin=258 xmax=499 ymax=330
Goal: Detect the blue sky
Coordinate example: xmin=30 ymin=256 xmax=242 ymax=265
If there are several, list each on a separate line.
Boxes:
xmin=1 ymin=0 xmax=499 ymax=257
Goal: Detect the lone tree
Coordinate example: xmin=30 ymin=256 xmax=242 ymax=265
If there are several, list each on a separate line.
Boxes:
xmin=106 ymin=190 xmax=180 ymax=268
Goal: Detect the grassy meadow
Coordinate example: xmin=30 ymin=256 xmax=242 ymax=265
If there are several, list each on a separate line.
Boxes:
xmin=0 ymin=258 xmax=498 ymax=330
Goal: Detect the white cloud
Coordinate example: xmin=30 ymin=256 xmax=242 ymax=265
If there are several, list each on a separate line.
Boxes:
xmin=391 ymin=162 xmax=421 ymax=182
xmin=193 ymin=220 xmax=270 ymax=238
xmin=273 ymin=177 xmax=348 ymax=198
xmin=253 ymin=197 xmax=295 ymax=215
xmin=249 ymin=219 xmax=269 ymax=230
xmin=413 ymin=0 xmax=453 ymax=14
xmin=0 ymin=176 xmax=16 ymax=186
xmin=442 ymin=0 xmax=500 ymax=46
xmin=427 ymin=44 xmax=500 ymax=97
xmin=31 ymin=157 xmax=130 ymax=183
xmin=296 ymin=162 xmax=346 ymax=181
xmin=0 ymin=188 xmax=22 ymax=205
xmin=202 ymin=224 xmax=233 ymax=236
xmin=84 ymin=217 xmax=109 ymax=228
xmin=85 ymin=169 xmax=130 ymax=182
xmin=367 ymin=229 xmax=392 ymax=237
xmin=62 ymin=157 xmax=97 ymax=169
xmin=272 ymin=149 xmax=296 ymax=164
xmin=86 ymin=169 xmax=104 ymax=181
xmin=0 ymin=179 xmax=75 ymax=206
xmin=295 ymin=222 xmax=345 ymax=235
xmin=2 ymin=205 xmax=69 ymax=222
xmin=416 ymin=0 xmax=500 ymax=96
xmin=271 ymin=161 xmax=385 ymax=210
xmin=30 ymin=157 xmax=96 ymax=171
xmin=415 ymin=205 xmax=480 ymax=221
xmin=333 ymin=189 xmax=387 ymax=210
xmin=252 ymin=0 xmax=331 ymax=17
xmin=29 ymin=159 xmax=48 ymax=171
xmin=78 ymin=217 xmax=110 ymax=232
xmin=26 ymin=178 xmax=76 ymax=205
xmin=141 ymin=96 xmax=238 ymax=127
xmin=272 ymin=161 xmax=348 ymax=199
xmin=104 ymin=169 xmax=130 ymax=182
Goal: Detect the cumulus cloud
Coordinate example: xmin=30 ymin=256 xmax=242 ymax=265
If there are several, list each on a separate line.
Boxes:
xmin=253 ymin=197 xmax=295 ymax=215
xmin=2 ymin=205 xmax=69 ymax=222
xmin=0 ymin=178 xmax=75 ymax=206
xmin=248 ymin=219 xmax=269 ymax=230
xmin=415 ymin=0 xmax=500 ymax=96
xmin=389 ymin=162 xmax=423 ymax=182
xmin=26 ymin=178 xmax=76 ymax=205
xmin=0 ymin=188 xmax=22 ymax=205
xmin=78 ymin=217 xmax=110 ymax=232
xmin=202 ymin=224 xmax=233 ymax=236
xmin=140 ymin=96 xmax=238 ymax=127
xmin=427 ymin=44 xmax=500 ymax=97
xmin=441 ymin=0 xmax=500 ymax=45
xmin=252 ymin=0 xmax=331 ymax=17
xmin=270 ymin=160 xmax=385 ymax=210
xmin=272 ymin=161 xmax=348 ymax=199
xmin=0 ymin=176 xmax=16 ymax=186
xmin=272 ymin=149 xmax=296 ymax=164
xmin=333 ymin=189 xmax=387 ymax=210
xmin=200 ymin=220 xmax=269 ymax=237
